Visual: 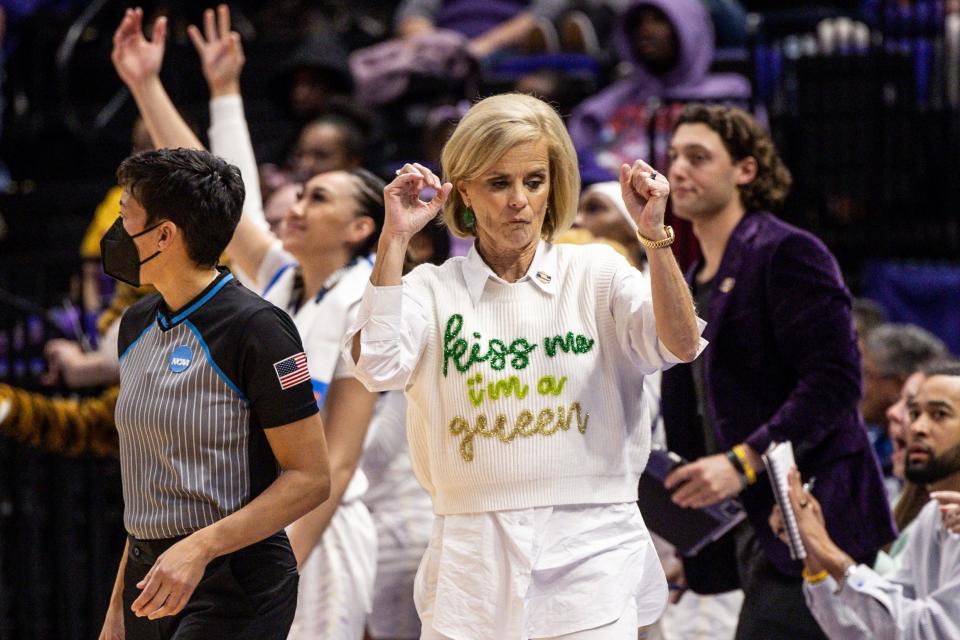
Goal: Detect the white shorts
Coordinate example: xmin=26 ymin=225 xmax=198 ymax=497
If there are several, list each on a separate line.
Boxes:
xmin=287 ymin=500 xmax=378 ymax=640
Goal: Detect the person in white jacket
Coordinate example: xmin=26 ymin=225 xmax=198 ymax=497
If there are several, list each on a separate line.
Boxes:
xmin=769 ymin=365 xmax=960 ymax=640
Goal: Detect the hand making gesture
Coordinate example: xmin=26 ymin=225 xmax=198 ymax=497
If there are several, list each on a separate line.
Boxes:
xmin=384 ymin=163 xmax=453 ymax=240
xmin=111 ymin=7 xmax=166 ymax=89
xmin=187 ymin=4 xmax=245 ymax=97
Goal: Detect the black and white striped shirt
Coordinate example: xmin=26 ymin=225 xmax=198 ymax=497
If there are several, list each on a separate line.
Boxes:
xmin=115 ymin=269 xmax=318 ymax=539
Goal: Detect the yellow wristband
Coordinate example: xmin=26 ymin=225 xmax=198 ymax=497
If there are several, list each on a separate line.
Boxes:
xmin=802 ymin=568 xmax=830 ymax=584
xmin=732 ymin=445 xmax=757 ymax=485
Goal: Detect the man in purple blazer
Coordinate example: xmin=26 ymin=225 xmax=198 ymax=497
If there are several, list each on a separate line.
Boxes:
xmin=659 ymin=104 xmax=896 ymax=640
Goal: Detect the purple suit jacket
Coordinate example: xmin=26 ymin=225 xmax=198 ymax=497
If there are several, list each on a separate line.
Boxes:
xmin=662 ymin=212 xmax=896 ymax=576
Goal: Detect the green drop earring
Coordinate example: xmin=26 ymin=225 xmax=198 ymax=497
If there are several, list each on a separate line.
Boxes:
xmin=463 ymin=207 xmax=476 ymax=228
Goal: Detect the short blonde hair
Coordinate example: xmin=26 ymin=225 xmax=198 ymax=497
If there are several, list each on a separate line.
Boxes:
xmin=440 ymin=93 xmax=580 ymax=240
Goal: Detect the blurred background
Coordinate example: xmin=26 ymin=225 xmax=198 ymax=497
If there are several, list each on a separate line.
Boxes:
xmin=0 ymin=0 xmax=958 ymax=637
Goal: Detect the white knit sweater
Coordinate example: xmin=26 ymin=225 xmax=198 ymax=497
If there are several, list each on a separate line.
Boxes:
xmin=346 ymin=241 xmax=702 ymax=515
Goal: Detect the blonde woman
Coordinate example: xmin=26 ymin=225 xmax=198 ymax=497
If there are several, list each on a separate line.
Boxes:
xmin=344 ymin=93 xmax=704 ymax=639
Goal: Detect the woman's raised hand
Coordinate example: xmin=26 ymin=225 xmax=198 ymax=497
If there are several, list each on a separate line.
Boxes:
xmin=383 ymin=163 xmax=453 ymax=240
xmin=111 ymin=7 xmax=166 ymax=89
xmin=187 ymin=4 xmax=245 ymax=97
xmin=619 ymin=160 xmax=671 ymax=239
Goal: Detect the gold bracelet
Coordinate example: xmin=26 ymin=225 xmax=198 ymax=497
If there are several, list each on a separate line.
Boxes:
xmin=732 ymin=444 xmax=757 ymax=485
xmin=802 ymin=568 xmax=830 ymax=584
xmin=637 ymin=225 xmax=675 ymax=249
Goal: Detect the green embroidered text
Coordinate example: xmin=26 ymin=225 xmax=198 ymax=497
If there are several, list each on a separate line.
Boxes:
xmin=443 ymin=314 xmax=537 ymax=376
xmin=448 ymin=402 xmax=591 ymax=462
xmin=467 ymin=374 xmax=530 ymax=407
xmin=536 ymin=375 xmax=567 ymax=396
xmin=543 ymin=333 xmax=595 ymax=357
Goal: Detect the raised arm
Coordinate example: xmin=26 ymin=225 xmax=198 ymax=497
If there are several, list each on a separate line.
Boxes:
xmin=368 ymin=163 xmax=451 ymax=287
xmin=619 ymin=161 xmax=701 ymax=362
xmin=344 ymin=164 xmax=448 ymax=390
xmin=111 ymin=8 xmax=202 ymax=150
xmin=188 ymin=5 xmax=272 ymax=280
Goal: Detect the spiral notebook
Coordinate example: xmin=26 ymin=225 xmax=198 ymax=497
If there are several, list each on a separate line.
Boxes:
xmin=763 ymin=441 xmax=807 ymax=560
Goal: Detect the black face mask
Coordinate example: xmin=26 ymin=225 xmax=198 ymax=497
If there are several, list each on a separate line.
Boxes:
xmin=100 ymin=217 xmax=166 ymax=287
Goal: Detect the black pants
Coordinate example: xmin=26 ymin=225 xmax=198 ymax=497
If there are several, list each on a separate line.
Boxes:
xmin=733 ymin=523 xmax=828 ymax=640
xmin=122 ymin=531 xmax=299 ymax=640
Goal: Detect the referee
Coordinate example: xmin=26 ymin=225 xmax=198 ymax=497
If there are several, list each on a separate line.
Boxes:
xmin=98 ymin=148 xmax=330 ymax=640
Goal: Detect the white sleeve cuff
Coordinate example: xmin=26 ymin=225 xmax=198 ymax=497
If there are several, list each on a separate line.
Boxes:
xmin=209 ymin=94 xmax=245 ymax=124
xmin=358 ymin=283 xmax=404 ymax=342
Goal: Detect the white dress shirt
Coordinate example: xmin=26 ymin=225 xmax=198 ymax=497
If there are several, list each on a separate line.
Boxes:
xmin=343 ymin=241 xmax=707 ymax=638
xmin=803 ymin=500 xmax=960 ymax=639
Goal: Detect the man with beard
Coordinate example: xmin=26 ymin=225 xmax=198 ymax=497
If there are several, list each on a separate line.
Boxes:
xmin=860 ymin=324 xmax=947 ymax=491
xmin=770 ymin=364 xmax=960 ymax=639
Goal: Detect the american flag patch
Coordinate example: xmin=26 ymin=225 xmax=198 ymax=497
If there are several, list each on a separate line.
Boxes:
xmin=273 ymin=352 xmax=310 ymax=390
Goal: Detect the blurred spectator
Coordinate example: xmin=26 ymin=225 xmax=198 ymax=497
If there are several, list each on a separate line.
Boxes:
xmin=568 ymin=0 xmax=750 ymax=182
xmin=851 ymin=296 xmax=887 ymax=351
xmin=260 ymin=110 xmax=371 ymax=201
xmin=276 ymin=30 xmax=354 ymax=121
xmin=289 ymin=114 xmax=365 ymax=181
xmin=394 ymin=0 xmax=569 ymax=60
xmin=770 ymin=364 xmax=960 ymax=640
xmin=263 ymin=182 xmax=300 ymax=237
xmin=860 ymin=323 xmax=949 ymax=424
xmin=701 ymin=0 xmax=748 ymax=47
xmin=361 ymin=220 xmax=449 ymax=640
xmin=40 ymin=281 xmax=155 ymax=390
xmin=0 ymin=281 xmax=156 ymax=459
xmin=861 ymin=324 xmax=949 ymax=429
xmin=861 ymin=323 xmax=949 ymax=491
xmin=420 ymin=102 xmax=466 ymax=169
xmin=573 ymin=180 xmax=643 ymax=268
xmin=77 ymin=117 xmax=152 ymax=324
xmin=349 ymin=29 xmax=476 ymax=107
xmin=512 ymin=69 xmax=587 ymax=116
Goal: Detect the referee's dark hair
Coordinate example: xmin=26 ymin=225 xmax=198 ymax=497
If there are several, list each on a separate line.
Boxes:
xmin=346 ymin=167 xmax=385 ymax=259
xmin=117 ymin=148 xmax=245 ymax=268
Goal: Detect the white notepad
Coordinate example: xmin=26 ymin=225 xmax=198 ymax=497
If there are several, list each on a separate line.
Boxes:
xmin=763 ymin=441 xmax=807 ymax=560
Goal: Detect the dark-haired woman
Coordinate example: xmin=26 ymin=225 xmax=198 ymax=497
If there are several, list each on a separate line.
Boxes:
xmin=112 ymin=7 xmax=383 ymax=639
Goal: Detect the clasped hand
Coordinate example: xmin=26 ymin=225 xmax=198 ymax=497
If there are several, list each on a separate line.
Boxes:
xmin=619 ymin=160 xmax=670 ymax=240
xmin=664 ymin=453 xmax=743 ymax=509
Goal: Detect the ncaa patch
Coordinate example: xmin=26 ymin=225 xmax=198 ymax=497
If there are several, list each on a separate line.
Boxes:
xmin=169 ymin=345 xmax=193 ymax=373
